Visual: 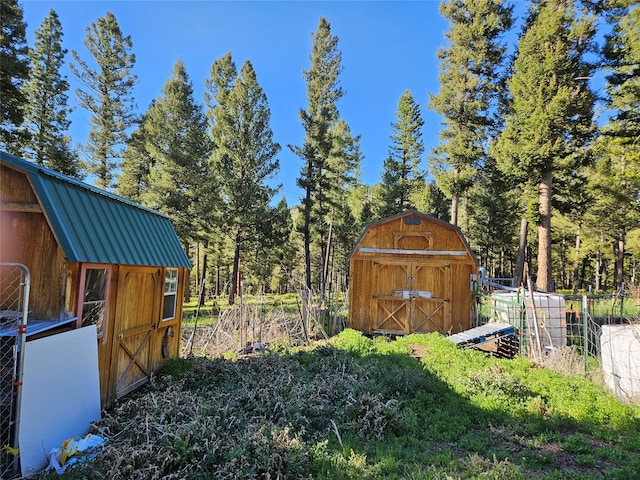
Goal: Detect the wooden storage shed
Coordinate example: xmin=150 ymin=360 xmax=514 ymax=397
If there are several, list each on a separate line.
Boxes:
xmin=0 ymin=151 xmax=191 ymax=407
xmin=348 ymin=210 xmax=478 ymax=336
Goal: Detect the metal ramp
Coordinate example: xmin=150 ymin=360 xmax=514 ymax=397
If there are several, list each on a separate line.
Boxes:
xmin=448 ymin=322 xmax=516 ymax=349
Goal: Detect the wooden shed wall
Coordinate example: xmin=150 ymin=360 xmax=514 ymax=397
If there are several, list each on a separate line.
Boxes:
xmin=0 ymin=165 xmax=67 ymax=319
xmin=101 ymin=264 xmax=186 ymax=406
xmin=348 ymin=213 xmax=477 ymax=336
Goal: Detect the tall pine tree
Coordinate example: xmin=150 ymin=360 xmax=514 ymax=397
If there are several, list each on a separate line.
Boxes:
xmin=129 ymin=59 xmax=210 ymax=248
xmin=206 ymin=55 xmax=281 ymax=304
xmin=377 ymin=89 xmax=425 ymax=217
xmin=590 ymin=1 xmax=640 ymax=288
xmin=492 ymin=0 xmax=596 ymax=291
xmin=429 ymin=0 xmax=513 ymax=226
xmin=290 ymin=17 xmax=358 ymax=293
xmin=325 ymin=118 xmax=361 ymax=294
xmin=0 ymin=0 xmax=29 ymax=151
xmin=71 ymin=11 xmax=137 ymax=189
xmin=117 ymin=108 xmax=153 ymax=202
xmin=20 ymin=9 xmax=79 ymax=175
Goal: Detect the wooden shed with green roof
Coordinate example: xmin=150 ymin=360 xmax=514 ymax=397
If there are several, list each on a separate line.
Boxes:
xmin=0 ymin=151 xmax=191 ymax=406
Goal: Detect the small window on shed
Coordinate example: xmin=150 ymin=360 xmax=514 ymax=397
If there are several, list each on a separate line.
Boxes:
xmin=162 ymin=268 xmax=178 ymax=321
xmin=404 ymin=215 xmax=422 ymax=225
xmin=77 ymin=265 xmax=111 ymax=338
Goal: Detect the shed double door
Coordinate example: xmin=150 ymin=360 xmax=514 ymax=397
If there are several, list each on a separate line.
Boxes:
xmin=371 ymin=261 xmax=451 ymax=334
xmin=110 ymin=267 xmax=161 ymax=401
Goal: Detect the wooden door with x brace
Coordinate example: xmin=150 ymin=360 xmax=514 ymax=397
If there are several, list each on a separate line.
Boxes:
xmin=109 ymin=266 xmax=161 ymax=401
xmin=371 ymin=260 xmax=451 ymax=334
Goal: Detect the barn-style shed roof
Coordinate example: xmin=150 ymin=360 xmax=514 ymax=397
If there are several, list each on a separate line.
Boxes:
xmin=1 ymin=151 xmax=191 ymax=268
xmin=348 ymin=210 xmax=478 ymax=264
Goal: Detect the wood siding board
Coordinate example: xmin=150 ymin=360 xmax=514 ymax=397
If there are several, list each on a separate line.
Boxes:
xmin=0 ymin=165 xmax=38 ymax=203
xmin=0 ymin=201 xmax=42 ymax=213
xmin=444 ymin=266 xmax=452 ymax=333
xmin=154 ymin=271 xmax=183 ymax=366
xmin=358 ymin=247 xmax=469 ymax=256
xmin=413 ymin=299 xmax=446 ymax=332
xmin=1 ymin=212 xmax=64 ymax=319
xmin=373 ymin=298 xmax=408 ymax=332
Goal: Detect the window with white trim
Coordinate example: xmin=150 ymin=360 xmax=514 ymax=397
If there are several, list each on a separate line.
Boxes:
xmin=162 ymin=268 xmax=178 ymax=320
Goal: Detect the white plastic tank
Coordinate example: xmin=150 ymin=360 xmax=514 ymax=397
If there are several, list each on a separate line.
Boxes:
xmin=489 ymin=290 xmax=567 ymax=351
xmin=601 ymin=324 xmax=640 ymax=402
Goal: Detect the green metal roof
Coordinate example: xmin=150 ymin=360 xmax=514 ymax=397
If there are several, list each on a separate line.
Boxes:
xmin=1 ymin=151 xmax=191 ymax=268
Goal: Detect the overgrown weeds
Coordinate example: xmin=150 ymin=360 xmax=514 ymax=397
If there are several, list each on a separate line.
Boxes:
xmin=36 ymin=330 xmax=640 ymax=479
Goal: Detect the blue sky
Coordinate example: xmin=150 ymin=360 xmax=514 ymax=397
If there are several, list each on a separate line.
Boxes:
xmin=21 ymin=1 xmax=459 ymax=206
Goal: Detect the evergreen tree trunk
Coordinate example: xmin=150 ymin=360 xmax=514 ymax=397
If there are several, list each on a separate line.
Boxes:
xmin=450 ymin=194 xmax=459 ymax=227
xmin=195 ymin=243 xmax=199 ymax=298
xmin=321 ymin=221 xmax=333 ymax=300
xmin=536 ymin=171 xmax=553 ymax=291
xmin=513 ymin=217 xmax=528 ymax=288
xmin=184 ymin=243 xmax=191 ymax=302
xmin=450 ymin=167 xmax=460 ymax=226
xmin=572 ymin=231 xmax=581 ymax=293
xmin=215 ymin=264 xmax=220 ymax=297
xmin=229 ymin=238 xmax=241 ymax=305
xmin=303 ymin=186 xmax=312 ymax=290
xmin=318 ymin=198 xmax=327 ymax=297
xmin=484 ymin=241 xmax=490 ymax=274
xmin=198 ymin=251 xmax=208 ymax=308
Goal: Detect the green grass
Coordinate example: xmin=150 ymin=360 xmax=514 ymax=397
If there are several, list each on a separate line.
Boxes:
xmin=37 ymin=329 xmax=640 ymax=480
xmin=563 ymin=295 xmax=640 ymax=322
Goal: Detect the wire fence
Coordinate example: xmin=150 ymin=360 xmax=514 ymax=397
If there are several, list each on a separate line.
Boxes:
xmin=180 ymin=289 xmax=348 ymax=359
xmin=478 ymin=283 xmax=639 ymax=370
xmin=0 ymin=263 xmax=30 ymax=478
xmin=478 ymin=289 xmax=569 ymax=359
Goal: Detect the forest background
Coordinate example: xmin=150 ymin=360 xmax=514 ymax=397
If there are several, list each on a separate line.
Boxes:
xmin=1 ymin=0 xmax=638 ymax=304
